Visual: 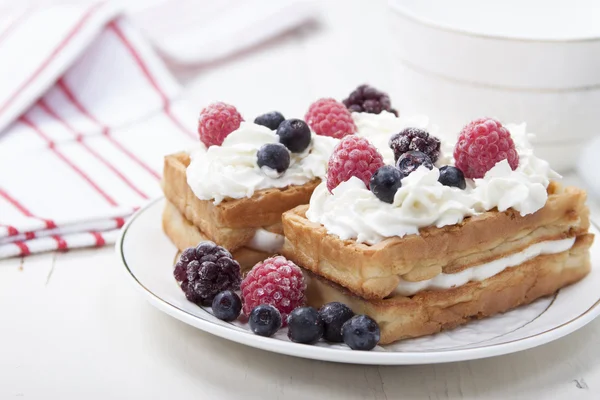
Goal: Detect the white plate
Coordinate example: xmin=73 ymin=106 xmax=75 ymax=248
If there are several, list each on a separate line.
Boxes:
xmin=117 ymin=198 xmax=600 ymax=365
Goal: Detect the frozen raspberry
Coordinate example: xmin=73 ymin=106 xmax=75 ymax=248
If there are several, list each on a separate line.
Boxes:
xmin=454 ymin=118 xmax=519 ymax=179
xmin=241 ymin=256 xmax=306 ymax=324
xmin=389 ymin=128 xmax=441 ymax=163
xmin=326 ymin=136 xmax=384 ymax=192
xmin=304 ymin=98 xmax=356 ymax=139
xmin=198 ymin=102 xmax=243 ymax=147
xmin=343 ymin=84 xmax=398 ymax=116
xmin=174 ymin=241 xmax=242 ymax=305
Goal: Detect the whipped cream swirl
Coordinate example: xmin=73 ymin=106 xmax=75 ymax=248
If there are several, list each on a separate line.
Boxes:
xmin=186 ymin=122 xmax=338 ymax=204
xmin=307 ymin=121 xmax=560 ymax=244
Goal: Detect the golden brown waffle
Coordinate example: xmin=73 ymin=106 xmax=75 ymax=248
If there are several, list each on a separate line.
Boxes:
xmin=163 ymin=152 xmax=318 ymax=251
xmin=304 ymin=234 xmax=593 ymax=344
xmin=282 ymin=183 xmax=591 ymax=300
xmin=162 ymin=200 xmax=270 ymax=271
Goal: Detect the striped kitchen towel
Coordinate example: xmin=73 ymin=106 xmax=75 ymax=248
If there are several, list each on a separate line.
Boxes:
xmin=0 ymin=1 xmax=317 ymax=259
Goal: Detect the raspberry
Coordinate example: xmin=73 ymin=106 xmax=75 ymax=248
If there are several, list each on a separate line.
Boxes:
xmin=326 ymin=136 xmax=384 ymax=192
xmin=389 ymin=128 xmax=440 ymax=163
xmin=198 ymin=102 xmax=243 ymax=147
xmin=304 ymin=98 xmax=356 ymax=139
xmin=454 ymin=118 xmax=519 ymax=179
xmin=174 ymin=241 xmax=242 ymax=305
xmin=241 ymin=256 xmax=306 ymax=324
xmin=343 ymin=84 xmax=398 ymax=116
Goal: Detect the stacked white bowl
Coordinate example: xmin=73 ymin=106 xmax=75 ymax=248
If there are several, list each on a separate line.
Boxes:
xmin=388 ymin=0 xmax=600 ymax=172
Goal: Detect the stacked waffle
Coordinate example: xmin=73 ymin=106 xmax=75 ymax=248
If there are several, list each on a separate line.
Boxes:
xmin=281 ymin=119 xmax=593 ymax=345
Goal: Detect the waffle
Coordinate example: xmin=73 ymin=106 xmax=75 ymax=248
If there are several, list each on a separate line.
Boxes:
xmin=304 ymin=233 xmax=593 ymax=344
xmin=282 ymin=182 xmax=590 ymax=300
xmin=162 ymin=152 xmax=319 ymax=264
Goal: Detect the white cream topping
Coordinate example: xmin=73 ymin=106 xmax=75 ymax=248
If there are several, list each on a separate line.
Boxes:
xmin=307 ymin=121 xmax=560 ymax=244
xmin=306 ymin=168 xmax=477 ymax=244
xmin=394 ymin=237 xmax=576 ymax=296
xmin=246 ymin=228 xmax=285 ymax=253
xmin=186 ymin=122 xmax=338 ymax=204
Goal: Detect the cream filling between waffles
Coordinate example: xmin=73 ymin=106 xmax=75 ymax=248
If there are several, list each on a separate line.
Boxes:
xmin=394 ymin=237 xmax=576 ymax=296
xmin=247 ymin=229 xmax=285 ymax=253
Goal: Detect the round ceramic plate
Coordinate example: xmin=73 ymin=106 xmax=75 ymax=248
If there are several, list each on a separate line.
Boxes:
xmin=118 ymin=198 xmax=600 ymax=365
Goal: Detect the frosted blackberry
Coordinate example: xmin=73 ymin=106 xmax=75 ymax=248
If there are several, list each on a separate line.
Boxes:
xmin=318 ymin=302 xmax=354 ymax=343
xmin=276 ymin=119 xmax=312 ymax=153
xmin=173 ymin=241 xmax=241 ymax=306
xmin=342 ymin=84 xmax=398 ymax=116
xmin=254 ymin=111 xmax=285 ymax=130
xmin=257 ymin=143 xmax=290 ymax=176
xmin=389 ymin=128 xmax=441 ymax=163
xmin=396 ymin=151 xmax=433 ymax=176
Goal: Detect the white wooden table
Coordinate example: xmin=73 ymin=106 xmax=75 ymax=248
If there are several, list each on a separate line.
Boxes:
xmin=2 ymin=1 xmax=600 ymax=398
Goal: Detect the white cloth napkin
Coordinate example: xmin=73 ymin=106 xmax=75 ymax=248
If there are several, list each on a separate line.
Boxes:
xmin=0 ymin=1 xmax=316 ymax=259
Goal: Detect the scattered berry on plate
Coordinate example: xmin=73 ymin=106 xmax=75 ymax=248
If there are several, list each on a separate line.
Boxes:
xmin=305 ymin=98 xmax=356 ymax=139
xmin=249 ymin=304 xmax=282 ymax=337
xmin=276 ymin=119 xmax=312 ymax=153
xmin=454 ymin=117 xmax=518 ymax=179
xmin=173 ymin=241 xmax=242 ymax=306
xmin=318 ymin=302 xmax=355 ymax=343
xmin=438 ymin=165 xmax=466 ymax=189
xmin=287 ymin=306 xmax=325 ymax=344
xmin=211 ymin=290 xmax=242 ymax=321
xmin=396 ymin=150 xmax=433 ymax=176
xmin=241 ymin=256 xmax=306 ymax=324
xmin=327 ymin=136 xmax=384 ymax=192
xmin=198 ymin=102 xmax=243 ymax=147
xmin=369 ymin=165 xmax=404 ymax=204
xmin=342 ymin=315 xmax=380 ymax=351
xmin=342 ymin=84 xmax=398 ymax=116
xmin=389 ymin=128 xmax=440 ymax=163
xmin=254 ymin=111 xmax=285 ymax=130
xmin=257 ymin=143 xmax=291 ymax=177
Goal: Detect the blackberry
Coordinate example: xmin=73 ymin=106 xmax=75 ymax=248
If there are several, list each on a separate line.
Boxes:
xmin=254 ymin=111 xmax=285 ymax=130
xmin=173 ymin=241 xmax=241 ymax=306
xmin=287 ymin=307 xmax=324 ymax=344
xmin=257 ymin=143 xmax=290 ymax=176
xmin=389 ymin=128 xmax=441 ymax=163
xmin=318 ymin=302 xmax=354 ymax=343
xmin=369 ymin=165 xmax=404 ymax=204
xmin=438 ymin=165 xmax=466 ymax=189
xmin=396 ymin=151 xmax=433 ymax=177
xmin=342 ymin=84 xmax=398 ymax=116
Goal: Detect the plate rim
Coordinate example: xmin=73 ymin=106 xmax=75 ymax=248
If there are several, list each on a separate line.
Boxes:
xmin=117 ymin=197 xmax=600 ymax=365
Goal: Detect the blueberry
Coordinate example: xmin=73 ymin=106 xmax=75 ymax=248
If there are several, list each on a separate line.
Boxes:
xmin=257 ymin=143 xmax=290 ymax=176
xmin=287 ymin=306 xmax=324 ymax=344
xmin=438 ymin=165 xmax=466 ymax=189
xmin=318 ymin=302 xmax=354 ymax=343
xmin=396 ymin=150 xmax=433 ymax=176
xmin=276 ymin=119 xmax=311 ymax=153
xmin=341 ymin=315 xmax=380 ymax=351
xmin=369 ymin=165 xmax=404 ymax=204
xmin=254 ymin=111 xmax=285 ymax=130
xmin=249 ymin=304 xmax=282 ymax=337
xmin=211 ymin=290 xmax=242 ymax=321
